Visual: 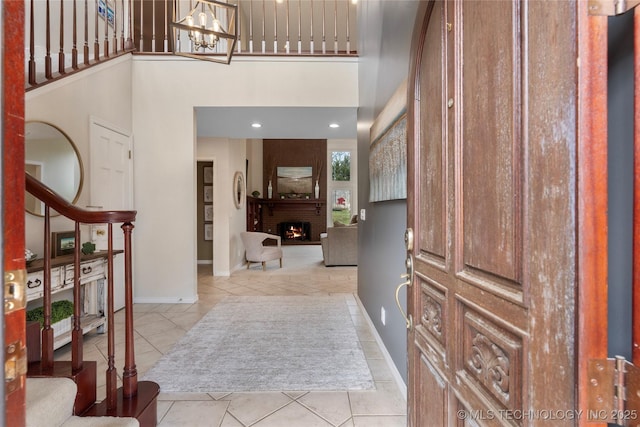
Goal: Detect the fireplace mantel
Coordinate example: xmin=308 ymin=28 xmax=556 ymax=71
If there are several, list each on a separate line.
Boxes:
xmin=265 ymin=199 xmax=326 ymax=216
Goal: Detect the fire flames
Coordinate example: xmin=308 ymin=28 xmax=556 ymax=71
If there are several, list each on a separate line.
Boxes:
xmin=285 ymin=225 xmax=305 ymax=240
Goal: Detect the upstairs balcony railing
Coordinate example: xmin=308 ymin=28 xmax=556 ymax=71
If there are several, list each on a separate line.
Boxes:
xmin=25 ymin=0 xmax=358 ymax=89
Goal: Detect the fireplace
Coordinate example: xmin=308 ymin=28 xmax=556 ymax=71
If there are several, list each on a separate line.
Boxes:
xmin=279 ymin=221 xmax=311 ymax=242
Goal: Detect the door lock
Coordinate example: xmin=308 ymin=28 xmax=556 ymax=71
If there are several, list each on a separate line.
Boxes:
xmin=404 ymin=228 xmax=414 ymax=251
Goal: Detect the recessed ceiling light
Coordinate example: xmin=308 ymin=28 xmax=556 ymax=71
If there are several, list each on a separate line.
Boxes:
xmin=251 ymin=123 xmax=262 ymax=128
xmin=329 ymin=123 xmax=340 ymax=128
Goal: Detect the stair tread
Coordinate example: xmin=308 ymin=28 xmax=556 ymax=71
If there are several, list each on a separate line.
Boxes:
xmin=26 ymin=377 xmax=76 ymax=427
xmin=26 ymin=377 xmax=139 ymax=427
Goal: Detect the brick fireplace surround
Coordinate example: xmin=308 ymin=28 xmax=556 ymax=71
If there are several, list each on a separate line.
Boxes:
xmin=261 ymin=139 xmax=328 ymax=243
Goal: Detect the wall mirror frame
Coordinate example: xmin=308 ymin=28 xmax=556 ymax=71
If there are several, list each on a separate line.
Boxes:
xmin=233 ymin=171 xmax=245 ymax=209
xmin=25 ymin=121 xmax=84 ymax=216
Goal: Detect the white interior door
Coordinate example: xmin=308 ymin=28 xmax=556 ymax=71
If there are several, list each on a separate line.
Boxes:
xmin=89 ymin=117 xmax=133 ymax=311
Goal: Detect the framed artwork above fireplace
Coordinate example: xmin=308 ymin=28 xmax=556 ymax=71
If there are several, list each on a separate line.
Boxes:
xmin=277 ymin=166 xmax=313 ymax=197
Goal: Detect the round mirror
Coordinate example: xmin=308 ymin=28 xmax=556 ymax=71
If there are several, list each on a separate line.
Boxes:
xmin=25 ymin=121 xmax=83 ymax=216
xmin=233 ymin=171 xmax=245 ymax=209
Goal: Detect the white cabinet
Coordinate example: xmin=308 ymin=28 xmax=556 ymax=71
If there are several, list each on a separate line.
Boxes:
xmin=26 ymin=252 xmax=116 ymax=350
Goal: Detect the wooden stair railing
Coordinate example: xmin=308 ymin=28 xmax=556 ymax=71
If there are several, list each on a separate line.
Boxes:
xmin=25 ymin=173 xmax=159 ymax=426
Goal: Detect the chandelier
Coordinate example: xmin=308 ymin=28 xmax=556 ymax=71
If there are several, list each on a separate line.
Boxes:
xmin=172 ymin=0 xmax=238 ymax=64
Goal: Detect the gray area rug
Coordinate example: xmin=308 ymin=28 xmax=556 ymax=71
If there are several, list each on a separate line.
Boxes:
xmin=142 ymin=296 xmax=375 ymax=392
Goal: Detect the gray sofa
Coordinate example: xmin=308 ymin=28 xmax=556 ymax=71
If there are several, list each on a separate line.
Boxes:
xmin=320 ymin=224 xmax=358 ymax=266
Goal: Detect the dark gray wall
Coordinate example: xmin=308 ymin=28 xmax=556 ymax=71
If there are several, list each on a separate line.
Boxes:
xmin=607 ymin=12 xmax=634 ymax=359
xmin=356 ymin=0 xmax=420 ymax=384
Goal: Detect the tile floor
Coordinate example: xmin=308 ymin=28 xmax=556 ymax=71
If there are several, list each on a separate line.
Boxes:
xmin=55 ymin=245 xmax=407 ymax=426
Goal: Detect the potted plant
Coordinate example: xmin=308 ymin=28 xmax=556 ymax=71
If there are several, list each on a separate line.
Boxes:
xmin=26 ymin=300 xmax=74 ymax=336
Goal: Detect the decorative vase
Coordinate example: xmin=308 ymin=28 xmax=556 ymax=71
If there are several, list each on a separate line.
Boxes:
xmin=268 ymin=180 xmax=273 ymax=198
xmin=314 ymin=180 xmax=320 ymax=198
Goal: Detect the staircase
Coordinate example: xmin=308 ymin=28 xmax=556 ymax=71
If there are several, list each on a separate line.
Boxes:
xmin=25 ymin=174 xmax=160 ymax=426
xmin=27 ymin=378 xmax=139 ymax=427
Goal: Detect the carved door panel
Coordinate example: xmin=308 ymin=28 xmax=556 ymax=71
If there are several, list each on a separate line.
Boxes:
xmin=406 ymin=1 xmax=579 ymax=425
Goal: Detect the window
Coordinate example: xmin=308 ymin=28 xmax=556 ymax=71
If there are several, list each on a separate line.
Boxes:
xmin=328 ymin=146 xmax=357 ymax=226
xmin=332 ymin=189 xmax=352 ymax=224
xmin=331 ymin=151 xmax=351 ymax=181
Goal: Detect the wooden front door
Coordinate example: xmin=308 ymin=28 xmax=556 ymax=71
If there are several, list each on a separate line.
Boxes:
xmin=3 ymin=0 xmax=27 ymax=425
xmin=406 ymin=1 xmax=582 ymax=424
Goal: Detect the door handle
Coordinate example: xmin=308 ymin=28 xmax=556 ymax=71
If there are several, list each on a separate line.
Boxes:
xmin=395 ymin=229 xmax=415 ymax=330
xmin=395 ymin=274 xmax=413 ymax=330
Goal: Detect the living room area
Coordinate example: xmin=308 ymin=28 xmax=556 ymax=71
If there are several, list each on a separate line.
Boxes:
xmin=196 ymin=136 xmax=358 ymax=272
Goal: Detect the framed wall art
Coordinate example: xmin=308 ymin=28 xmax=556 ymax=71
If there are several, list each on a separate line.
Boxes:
xmin=369 ymin=80 xmax=408 ymax=203
xmin=204 ymin=204 xmax=214 ymax=222
xmin=203 ymin=166 xmax=213 ymax=184
xmin=51 ymin=230 xmax=76 ymax=258
xmin=204 ymin=224 xmax=213 ymax=241
xmin=204 ymin=185 xmax=213 ymax=202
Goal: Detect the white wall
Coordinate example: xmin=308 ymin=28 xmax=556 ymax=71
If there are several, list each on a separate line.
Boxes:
xmin=132 ymin=56 xmax=358 ymax=302
xmin=24 ymin=56 xmax=133 ymax=254
xmin=197 ymin=138 xmax=247 ymax=276
xmin=228 ymin=140 xmax=248 ymax=271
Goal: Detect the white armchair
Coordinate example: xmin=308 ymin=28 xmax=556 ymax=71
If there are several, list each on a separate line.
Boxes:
xmin=240 ymin=232 xmax=283 ymax=271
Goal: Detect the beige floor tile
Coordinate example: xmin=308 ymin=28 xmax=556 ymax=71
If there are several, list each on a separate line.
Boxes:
xmin=348 ymin=382 xmax=406 ymax=417
xmin=283 ymin=391 xmax=308 ymax=399
xmin=158 ymin=400 xmax=229 ymax=427
xmin=156 ymin=400 xmax=173 ymax=422
xmin=158 ymin=392 xmax=215 ymax=401
xmin=143 ymin=328 xmax=187 ymax=354
xmin=297 ymin=392 xmax=352 ymax=426
xmin=220 ymin=412 xmax=245 ymax=427
xmin=133 ymin=312 xmax=172 ymax=326
xmin=360 ymin=341 xmax=384 ymax=360
xmin=367 ymin=358 xmax=395 ymax=382
xmin=352 ymin=416 xmax=407 ymax=427
xmin=223 ymin=392 xmax=293 ymax=426
xmin=252 ymin=401 xmax=333 ymax=427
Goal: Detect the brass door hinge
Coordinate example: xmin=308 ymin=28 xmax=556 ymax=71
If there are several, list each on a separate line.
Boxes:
xmin=589 ymin=0 xmax=640 ymax=15
xmin=4 ymin=269 xmax=26 ymax=314
xmin=588 ymin=356 xmax=640 ymax=426
xmin=5 ymin=340 xmax=27 ymax=394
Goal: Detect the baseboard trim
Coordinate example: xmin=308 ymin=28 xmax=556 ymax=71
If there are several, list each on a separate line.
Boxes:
xmin=133 ymin=296 xmax=198 ymax=304
xmin=354 ymin=295 xmax=407 ymax=401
